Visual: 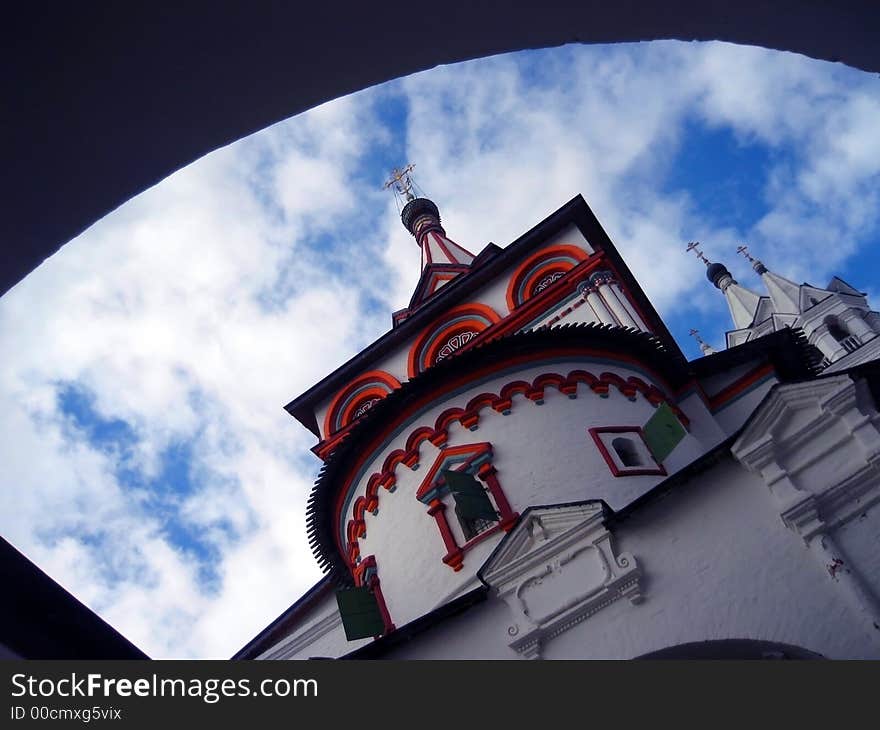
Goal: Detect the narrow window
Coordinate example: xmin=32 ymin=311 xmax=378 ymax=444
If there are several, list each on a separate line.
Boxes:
xmin=443 ymin=469 xmax=498 ymax=542
xmin=825 ymin=315 xmax=860 ymax=353
xmin=612 ymin=437 xmax=642 ymax=467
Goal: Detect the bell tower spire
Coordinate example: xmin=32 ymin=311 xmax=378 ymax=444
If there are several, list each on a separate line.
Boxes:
xmin=385 ymin=166 xmax=477 ymax=319
xmin=736 ymin=244 xmax=800 ymax=314
xmin=385 ymin=165 xmax=476 ymax=273
xmin=686 ymin=242 xmax=763 ymax=331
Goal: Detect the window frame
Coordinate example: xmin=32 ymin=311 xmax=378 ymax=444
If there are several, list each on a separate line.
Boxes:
xmin=589 ymin=426 xmax=667 ymax=477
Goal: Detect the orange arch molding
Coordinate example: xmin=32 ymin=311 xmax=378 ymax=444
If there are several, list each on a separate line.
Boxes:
xmin=323 ymin=370 xmax=402 ymax=437
xmin=407 ymin=302 xmax=502 ymax=378
xmin=506 ymin=244 xmax=589 ymax=311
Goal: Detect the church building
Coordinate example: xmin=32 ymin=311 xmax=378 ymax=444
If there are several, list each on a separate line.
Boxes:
xmin=234 ymin=168 xmax=880 ymax=660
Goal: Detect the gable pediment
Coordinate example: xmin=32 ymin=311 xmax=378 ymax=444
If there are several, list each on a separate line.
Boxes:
xmin=799 ymin=285 xmax=833 ymax=314
xmin=477 ymin=501 xmax=642 ymax=659
xmin=732 ymin=375 xmax=854 ymax=469
xmin=479 ymin=502 xmax=606 ymax=586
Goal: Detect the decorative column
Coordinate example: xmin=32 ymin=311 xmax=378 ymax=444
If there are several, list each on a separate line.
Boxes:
xmin=580 ymin=281 xmax=617 ymax=325
xmin=591 ymin=271 xmax=638 ymax=328
xmin=477 ymin=463 xmax=519 ymax=531
xmin=427 ymin=498 xmax=464 ymax=571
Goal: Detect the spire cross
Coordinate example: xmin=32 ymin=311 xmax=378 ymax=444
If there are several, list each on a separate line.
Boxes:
xmin=686 ymin=241 xmax=710 ymax=266
xmin=383 ymin=164 xmax=416 ymax=202
xmin=736 ymin=244 xmax=755 ymax=263
xmin=688 ymin=328 xmax=705 ymax=344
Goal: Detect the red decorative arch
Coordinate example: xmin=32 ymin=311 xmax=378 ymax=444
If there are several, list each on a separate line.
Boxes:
xmin=323 ymin=370 xmax=402 ymax=437
xmin=340 ymin=366 xmax=690 ymax=572
xmin=408 ymin=303 xmax=502 ymax=377
xmin=506 ymin=244 xmax=589 ymax=311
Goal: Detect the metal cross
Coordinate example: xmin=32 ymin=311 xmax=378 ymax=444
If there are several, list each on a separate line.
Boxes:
xmin=686 ymin=241 xmax=710 ymax=266
xmin=736 ymin=244 xmax=755 ymax=263
xmin=383 ymin=164 xmax=416 ymax=201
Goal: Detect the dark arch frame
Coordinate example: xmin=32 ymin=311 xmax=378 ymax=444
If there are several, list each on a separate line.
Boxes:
xmin=636 ymin=639 xmax=825 ymax=660
xmin=4 ymin=2 xmax=880 ymax=298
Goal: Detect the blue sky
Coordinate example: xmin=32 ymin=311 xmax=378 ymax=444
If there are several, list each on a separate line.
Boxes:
xmin=1 ymin=40 xmax=879 ymax=658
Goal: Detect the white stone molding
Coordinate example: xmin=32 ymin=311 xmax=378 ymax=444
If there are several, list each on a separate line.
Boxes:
xmin=258 ymin=610 xmax=344 ymax=660
xmin=732 ymin=375 xmax=880 ymax=645
xmin=479 ymin=502 xmax=643 ymax=659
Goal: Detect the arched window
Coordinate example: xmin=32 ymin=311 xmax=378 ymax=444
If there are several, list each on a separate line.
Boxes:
xmin=825 ymin=315 xmax=849 ymax=342
xmin=612 ymin=437 xmax=642 ymax=467
xmin=825 ymin=315 xmax=860 ymax=354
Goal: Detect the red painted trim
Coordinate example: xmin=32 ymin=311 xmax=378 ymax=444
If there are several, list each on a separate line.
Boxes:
xmin=415 ymin=442 xmax=493 ymax=500
xmin=588 ymin=426 xmax=667 ymax=477
xmin=407 ymin=302 xmax=502 ymax=378
xmin=352 ymin=556 xmax=395 ymax=635
xmin=506 ymin=244 xmax=590 ymax=311
xmin=479 ymin=466 xmax=518 ymax=529
xmin=332 ymin=353 xmax=686 ymax=570
xmin=708 ymin=363 xmax=776 ymax=411
xmin=457 ymin=522 xmax=503 ymax=554
xmin=368 ymin=574 xmax=396 ymax=635
xmin=323 ymin=370 xmax=402 ymax=438
xmin=427 ymin=499 xmax=463 ymax=571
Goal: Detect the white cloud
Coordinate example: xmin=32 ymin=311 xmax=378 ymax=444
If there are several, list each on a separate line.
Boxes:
xmin=2 ymin=40 xmax=879 ymax=658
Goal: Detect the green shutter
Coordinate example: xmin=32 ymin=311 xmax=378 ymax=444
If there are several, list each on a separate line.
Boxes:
xmin=643 ymin=402 xmax=686 ymax=462
xmin=336 ymin=586 xmax=386 ymax=641
xmin=443 ymin=469 xmax=498 ymax=522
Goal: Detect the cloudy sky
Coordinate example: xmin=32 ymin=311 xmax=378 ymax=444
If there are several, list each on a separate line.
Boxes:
xmin=2 ymin=40 xmax=880 ymax=658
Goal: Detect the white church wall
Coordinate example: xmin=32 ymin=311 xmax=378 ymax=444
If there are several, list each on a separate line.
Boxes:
xmin=832 ymin=501 xmax=880 ymax=603
xmin=343 ymin=358 xmax=715 ymax=630
xmin=711 ymin=378 xmax=776 ymax=435
xmin=256 ymin=592 xmax=371 ymax=660
xmin=380 ymin=456 xmax=878 ymax=660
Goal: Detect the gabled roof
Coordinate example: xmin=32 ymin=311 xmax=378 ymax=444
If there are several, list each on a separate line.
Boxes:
xmin=285 ymin=195 xmax=682 ymax=437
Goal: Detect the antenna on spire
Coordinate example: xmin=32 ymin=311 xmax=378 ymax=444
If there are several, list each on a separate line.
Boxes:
xmin=689 ymin=328 xmax=716 ymax=355
xmin=686 ymin=241 xmax=710 ymax=266
xmin=384 ymin=164 xmax=419 ymax=210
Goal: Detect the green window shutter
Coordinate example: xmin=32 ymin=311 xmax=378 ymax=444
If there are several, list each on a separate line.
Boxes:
xmin=643 ymin=402 xmax=686 ymax=462
xmin=336 ymin=586 xmax=386 ymax=641
xmin=443 ymin=469 xmax=498 ymax=522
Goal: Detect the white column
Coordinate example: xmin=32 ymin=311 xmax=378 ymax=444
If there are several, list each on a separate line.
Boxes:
xmin=585 ymin=287 xmax=616 ymax=325
xmin=613 ymin=283 xmax=648 ymax=331
xmin=594 ymin=272 xmax=637 ymax=329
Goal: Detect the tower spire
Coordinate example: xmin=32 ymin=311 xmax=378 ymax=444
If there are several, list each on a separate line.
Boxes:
xmin=736 ymin=243 xmax=799 ymax=314
xmin=385 ymin=165 xmax=475 ymax=273
xmin=689 ymin=328 xmax=716 ymax=355
xmin=686 ymin=241 xmax=763 ymax=330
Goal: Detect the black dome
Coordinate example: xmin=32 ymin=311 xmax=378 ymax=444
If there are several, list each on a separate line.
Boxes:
xmin=401 ymin=197 xmax=440 ymax=234
xmin=706 ymin=262 xmax=729 ymax=287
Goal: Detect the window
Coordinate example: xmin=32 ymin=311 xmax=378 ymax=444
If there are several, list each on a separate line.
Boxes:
xmin=444 ymin=469 xmax=499 ymax=541
xmin=612 ymin=437 xmax=642 ymax=467
xmin=415 ymin=442 xmax=518 ymax=571
xmin=589 ymin=426 xmax=667 ymax=477
xmin=825 ymin=315 xmax=861 ymax=354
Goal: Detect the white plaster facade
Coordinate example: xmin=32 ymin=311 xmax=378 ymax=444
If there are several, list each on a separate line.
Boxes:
xmin=239 ymin=196 xmax=880 ymax=661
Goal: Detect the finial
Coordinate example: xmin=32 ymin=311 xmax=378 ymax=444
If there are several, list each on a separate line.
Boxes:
xmin=736 ymin=244 xmax=754 ymax=263
xmin=383 ymin=164 xmax=417 ymax=203
xmin=686 ymin=241 xmax=710 ymax=266
xmin=736 ymin=243 xmax=767 ymax=274
xmin=689 ymin=328 xmax=716 ymax=355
